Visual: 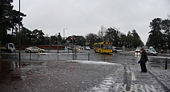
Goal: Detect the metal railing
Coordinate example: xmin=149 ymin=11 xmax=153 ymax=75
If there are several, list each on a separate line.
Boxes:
xmin=149 ymin=56 xmax=169 ymax=70
xmin=0 ymin=50 xmax=116 ymax=62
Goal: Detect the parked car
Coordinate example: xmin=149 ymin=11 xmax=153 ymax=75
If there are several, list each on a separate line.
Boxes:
xmin=25 ymin=46 xmax=45 ymax=53
xmin=145 ymin=48 xmax=158 ymax=56
xmin=79 ymin=46 xmax=84 ymax=50
xmin=84 ymin=46 xmax=90 ymax=50
xmin=112 ymin=47 xmax=117 ymax=53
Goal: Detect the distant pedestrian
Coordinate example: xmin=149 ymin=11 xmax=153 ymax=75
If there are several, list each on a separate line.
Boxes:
xmin=138 ymin=48 xmax=148 ymax=73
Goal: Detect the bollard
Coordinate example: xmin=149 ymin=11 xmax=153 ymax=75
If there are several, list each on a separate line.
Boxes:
xmin=72 ymin=53 xmax=74 ymax=60
xmin=74 ymin=48 xmax=77 ymax=60
xmin=88 ymin=52 xmax=90 ymax=61
xmin=104 ymin=55 xmax=105 ymax=61
xmin=57 ymin=49 xmax=59 ymax=53
xmin=30 ymin=52 xmax=31 ymax=61
xmin=165 ymin=58 xmax=167 ymax=70
xmin=74 ymin=53 xmax=77 ymax=60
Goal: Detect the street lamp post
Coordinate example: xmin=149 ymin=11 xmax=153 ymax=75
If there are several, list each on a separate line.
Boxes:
xmin=18 ymin=0 xmax=21 ymax=67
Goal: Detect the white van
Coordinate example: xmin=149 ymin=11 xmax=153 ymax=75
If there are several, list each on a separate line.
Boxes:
xmin=0 ymin=43 xmax=16 ymax=53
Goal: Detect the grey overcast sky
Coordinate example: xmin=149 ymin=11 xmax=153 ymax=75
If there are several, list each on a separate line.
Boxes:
xmin=13 ymin=0 xmax=170 ymax=44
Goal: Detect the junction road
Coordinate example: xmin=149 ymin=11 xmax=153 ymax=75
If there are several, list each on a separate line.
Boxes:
xmin=0 ymin=51 xmax=170 ymax=92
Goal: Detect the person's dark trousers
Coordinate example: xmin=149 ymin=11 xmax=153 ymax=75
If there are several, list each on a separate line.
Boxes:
xmin=140 ymin=63 xmax=147 ymax=72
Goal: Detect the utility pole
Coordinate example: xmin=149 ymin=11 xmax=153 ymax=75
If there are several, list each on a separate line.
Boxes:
xmin=63 ymin=28 xmax=66 ymax=40
xmin=18 ymin=0 xmax=21 ymax=67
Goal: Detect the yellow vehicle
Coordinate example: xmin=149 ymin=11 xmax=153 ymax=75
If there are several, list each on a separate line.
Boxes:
xmin=93 ymin=42 xmax=113 ymax=54
xmin=93 ymin=43 xmax=98 ymax=52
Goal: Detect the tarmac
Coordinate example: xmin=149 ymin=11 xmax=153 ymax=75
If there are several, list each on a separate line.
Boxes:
xmin=0 ymin=54 xmax=170 ymax=92
xmin=148 ymin=62 xmax=170 ymax=91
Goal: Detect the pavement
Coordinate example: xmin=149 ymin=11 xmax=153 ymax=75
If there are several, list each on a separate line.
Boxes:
xmin=148 ymin=62 xmax=170 ymax=91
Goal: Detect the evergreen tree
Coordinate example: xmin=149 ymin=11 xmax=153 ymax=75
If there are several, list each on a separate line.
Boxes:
xmin=0 ymin=0 xmax=25 ymax=45
xmin=131 ymin=29 xmax=144 ymax=48
xmin=162 ymin=19 xmax=170 ymax=49
xmin=146 ymin=18 xmax=165 ymax=49
xmin=104 ymin=28 xmax=120 ymax=46
xmin=86 ymin=33 xmax=99 ymax=48
xmin=32 ymin=29 xmax=45 ymax=45
xmin=20 ymin=27 xmax=32 ymax=45
xmin=126 ymin=31 xmax=133 ymax=48
xmin=50 ymin=36 xmax=58 ymax=45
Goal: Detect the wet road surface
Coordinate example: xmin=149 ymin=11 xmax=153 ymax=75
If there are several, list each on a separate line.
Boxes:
xmin=0 ymin=51 xmax=170 ymax=92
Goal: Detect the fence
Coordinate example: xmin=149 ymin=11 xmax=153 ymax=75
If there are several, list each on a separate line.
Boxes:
xmin=2 ymin=51 xmax=169 ymax=69
xmin=149 ymin=56 xmax=170 ymax=70
xmin=0 ymin=50 xmax=114 ymax=62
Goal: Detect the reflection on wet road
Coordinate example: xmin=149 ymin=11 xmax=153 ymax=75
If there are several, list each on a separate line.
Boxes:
xmin=0 ymin=51 xmax=170 ymax=92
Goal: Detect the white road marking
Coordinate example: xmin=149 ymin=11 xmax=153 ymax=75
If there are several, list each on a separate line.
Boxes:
xmin=131 ymin=72 xmax=136 ymax=81
xmin=123 ymin=84 xmax=131 ymax=92
xmin=134 ymin=84 xmax=145 ymax=92
xmin=113 ymin=83 xmax=157 ymax=92
xmin=85 ymin=64 xmax=158 ymax=92
xmin=145 ymin=84 xmax=157 ymax=92
xmin=127 ymin=70 xmax=131 ymax=74
xmin=86 ymin=76 xmax=115 ymax=92
xmin=86 ymin=65 xmax=124 ymax=92
xmin=126 ymin=67 xmax=131 ymax=74
xmin=85 ymin=73 xmax=158 ymax=91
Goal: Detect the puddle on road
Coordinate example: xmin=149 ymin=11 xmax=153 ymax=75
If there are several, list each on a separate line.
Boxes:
xmin=0 ymin=60 xmax=45 ymax=82
xmin=0 ymin=60 xmax=21 ymax=82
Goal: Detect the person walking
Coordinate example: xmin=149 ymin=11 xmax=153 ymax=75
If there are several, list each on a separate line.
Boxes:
xmin=138 ymin=48 xmax=148 ymax=72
